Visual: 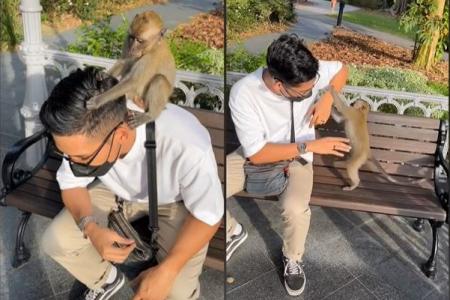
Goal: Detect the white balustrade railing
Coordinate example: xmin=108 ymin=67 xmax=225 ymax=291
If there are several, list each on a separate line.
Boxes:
xmin=42 ymin=49 xmax=224 ymax=113
xmin=227 ymin=72 xmax=448 ymax=118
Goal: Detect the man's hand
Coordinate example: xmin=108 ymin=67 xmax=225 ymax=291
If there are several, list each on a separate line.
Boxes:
xmin=306 ymin=137 xmax=351 ymax=157
xmin=85 ymin=223 xmax=136 ymax=263
xmin=131 ymin=264 xmax=178 ymax=300
xmin=307 ymin=91 xmax=333 ymax=128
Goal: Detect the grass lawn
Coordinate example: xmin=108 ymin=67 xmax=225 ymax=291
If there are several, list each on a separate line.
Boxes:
xmin=328 ymin=9 xmax=415 ymax=40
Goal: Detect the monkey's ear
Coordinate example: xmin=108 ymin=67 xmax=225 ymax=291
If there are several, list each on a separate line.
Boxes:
xmin=160 ymin=28 xmax=167 ymax=37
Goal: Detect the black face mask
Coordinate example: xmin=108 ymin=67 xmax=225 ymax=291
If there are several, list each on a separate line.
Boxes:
xmin=70 ymin=144 xmax=122 ymax=177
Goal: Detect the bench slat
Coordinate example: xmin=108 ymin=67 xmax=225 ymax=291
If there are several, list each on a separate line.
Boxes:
xmin=313 ymin=174 xmax=432 ymax=195
xmin=367 ymin=112 xmax=440 ymax=129
xmin=186 ymin=107 xmax=224 ymax=130
xmin=5 ymin=190 xmax=63 ymax=218
xmin=313 ymin=156 xmax=433 ymax=179
xmin=313 ymin=166 xmax=433 ymax=190
xmin=311 ymin=187 xmax=445 ymax=221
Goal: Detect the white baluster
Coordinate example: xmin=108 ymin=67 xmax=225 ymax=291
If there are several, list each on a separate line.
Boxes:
xmin=18 ymin=0 xmax=47 ymax=167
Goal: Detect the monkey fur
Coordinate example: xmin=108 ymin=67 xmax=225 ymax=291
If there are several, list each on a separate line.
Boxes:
xmin=86 ymin=11 xmax=176 ymax=128
xmin=328 ymin=86 xmax=423 ymax=190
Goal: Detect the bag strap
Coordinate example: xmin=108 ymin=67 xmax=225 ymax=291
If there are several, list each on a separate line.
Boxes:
xmin=290 ymin=100 xmax=295 ymax=143
xmin=144 ymin=121 xmax=159 ymax=236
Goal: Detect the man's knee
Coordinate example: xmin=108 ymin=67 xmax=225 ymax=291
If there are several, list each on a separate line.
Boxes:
xmin=40 ymin=210 xmax=82 ymax=257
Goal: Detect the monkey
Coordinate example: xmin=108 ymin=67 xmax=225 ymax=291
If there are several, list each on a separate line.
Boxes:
xmin=328 ymin=86 xmax=424 ymax=191
xmin=86 ymin=11 xmax=176 ymax=128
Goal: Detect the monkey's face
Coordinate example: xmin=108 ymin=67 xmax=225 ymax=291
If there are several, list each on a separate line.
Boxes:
xmin=127 ymin=11 xmax=164 ymax=58
xmin=352 ymin=100 xmax=370 ymax=115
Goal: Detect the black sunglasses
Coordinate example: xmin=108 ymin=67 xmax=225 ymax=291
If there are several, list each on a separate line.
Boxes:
xmin=52 ymin=121 xmax=123 ymax=166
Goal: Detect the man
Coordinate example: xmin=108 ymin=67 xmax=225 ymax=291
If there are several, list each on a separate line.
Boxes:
xmin=39 ymin=67 xmax=224 ymax=300
xmin=226 ymin=34 xmax=351 ymax=296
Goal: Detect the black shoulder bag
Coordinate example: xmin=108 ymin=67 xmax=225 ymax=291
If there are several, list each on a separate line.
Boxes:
xmin=107 ymin=121 xmax=159 ymax=264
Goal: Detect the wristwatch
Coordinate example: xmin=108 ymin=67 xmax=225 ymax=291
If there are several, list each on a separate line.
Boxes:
xmin=297 ymin=142 xmax=307 ymax=155
xmin=77 ymin=215 xmax=98 ymax=239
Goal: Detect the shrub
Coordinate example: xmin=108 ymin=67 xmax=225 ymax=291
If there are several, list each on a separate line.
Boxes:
xmin=227 ymin=0 xmax=295 ymax=38
xmin=0 ymin=0 xmax=22 ymax=50
xmin=226 ymin=46 xmax=266 ymax=73
xmin=66 ymin=17 xmax=224 ymax=75
xmin=66 ymin=16 xmax=128 ymax=58
xmin=347 ymin=65 xmax=446 ymax=95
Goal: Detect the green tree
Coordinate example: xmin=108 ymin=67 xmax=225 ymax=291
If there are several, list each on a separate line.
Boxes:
xmin=401 ymin=0 xmax=448 ymax=70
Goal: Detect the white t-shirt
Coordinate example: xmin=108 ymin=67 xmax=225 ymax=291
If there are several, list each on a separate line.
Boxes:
xmin=56 ymin=102 xmax=224 ymax=226
xmin=229 ymin=60 xmax=343 ymax=162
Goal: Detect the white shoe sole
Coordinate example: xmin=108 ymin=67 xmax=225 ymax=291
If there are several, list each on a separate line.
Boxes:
xmin=284 ymin=276 xmax=306 ymax=297
xmin=99 ymin=274 xmax=125 ymax=300
xmin=226 ymin=230 xmax=248 ymax=261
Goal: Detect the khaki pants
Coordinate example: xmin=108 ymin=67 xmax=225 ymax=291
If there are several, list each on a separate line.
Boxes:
xmin=226 ymin=147 xmax=313 ymax=262
xmin=40 ymin=181 xmax=208 ymax=300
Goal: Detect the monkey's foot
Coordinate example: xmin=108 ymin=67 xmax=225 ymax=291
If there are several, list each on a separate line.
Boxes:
xmin=127 ymin=111 xmax=154 ymax=128
xmin=85 ymin=97 xmax=102 ymax=110
xmin=342 ymin=185 xmax=357 ymax=191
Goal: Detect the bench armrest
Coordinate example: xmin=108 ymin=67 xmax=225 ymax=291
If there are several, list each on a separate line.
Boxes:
xmin=1 ymin=129 xmax=50 ymax=194
xmin=434 ymin=120 xmax=449 ymax=219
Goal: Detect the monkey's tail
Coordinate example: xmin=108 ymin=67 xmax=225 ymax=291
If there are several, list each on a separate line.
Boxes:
xmin=366 ymin=158 xmax=426 ymax=185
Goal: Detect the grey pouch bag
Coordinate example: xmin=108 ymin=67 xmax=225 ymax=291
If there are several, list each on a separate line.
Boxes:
xmin=243 ymin=160 xmax=290 ymax=196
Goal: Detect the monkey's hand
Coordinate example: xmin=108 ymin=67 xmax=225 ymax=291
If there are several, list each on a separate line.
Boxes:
xmin=307 ymin=91 xmax=333 ymax=127
xmin=86 ymin=96 xmax=102 ymax=110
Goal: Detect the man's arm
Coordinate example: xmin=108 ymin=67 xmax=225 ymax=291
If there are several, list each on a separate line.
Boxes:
xmin=248 ymin=136 xmax=351 ymax=165
xmin=308 ymin=63 xmax=349 ymax=127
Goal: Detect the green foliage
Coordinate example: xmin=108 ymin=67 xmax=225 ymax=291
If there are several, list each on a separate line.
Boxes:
xmin=400 ymin=0 xmax=449 ymax=62
xmin=41 ymin=0 xmax=101 ymax=20
xmin=331 ymin=10 xmax=415 ymax=40
xmin=347 ymin=65 xmax=448 ymax=95
xmin=66 ymin=17 xmax=224 ymax=75
xmin=169 ymin=38 xmax=224 ymax=75
xmin=0 ymin=0 xmax=23 ymax=50
xmin=427 ymin=81 xmax=449 ymax=96
xmin=66 ymin=16 xmax=128 ymax=58
xmin=226 ymin=46 xmax=266 ymax=73
xmin=227 ymin=0 xmax=295 ymax=39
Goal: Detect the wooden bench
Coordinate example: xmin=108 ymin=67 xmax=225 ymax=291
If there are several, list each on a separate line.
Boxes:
xmin=0 ymin=107 xmax=224 ymax=271
xmin=226 ymin=109 xmax=449 ymax=279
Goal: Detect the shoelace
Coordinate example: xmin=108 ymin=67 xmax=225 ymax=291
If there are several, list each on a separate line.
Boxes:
xmin=85 ymin=288 xmax=105 ymax=300
xmin=284 ymin=259 xmax=304 ymax=276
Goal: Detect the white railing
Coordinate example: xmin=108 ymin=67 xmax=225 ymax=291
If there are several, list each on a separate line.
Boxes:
xmin=227 ymin=72 xmax=448 ymax=118
xmin=42 ymin=50 xmax=224 ymax=113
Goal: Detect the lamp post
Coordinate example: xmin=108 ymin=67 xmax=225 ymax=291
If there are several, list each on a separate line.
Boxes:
xmin=336 ymin=0 xmax=346 ymax=27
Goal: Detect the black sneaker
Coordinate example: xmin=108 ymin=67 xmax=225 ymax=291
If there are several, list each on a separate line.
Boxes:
xmin=283 ymin=255 xmax=306 ymax=296
xmin=83 ymin=270 xmax=125 ymax=300
xmin=226 ymin=223 xmax=248 ymax=261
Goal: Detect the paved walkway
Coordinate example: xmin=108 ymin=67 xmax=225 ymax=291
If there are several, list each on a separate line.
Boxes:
xmin=226 ymin=196 xmax=449 ymax=299
xmin=233 ymin=0 xmax=415 ymax=54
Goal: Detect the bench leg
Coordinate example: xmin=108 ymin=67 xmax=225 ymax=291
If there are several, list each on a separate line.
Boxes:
xmin=12 ymin=211 xmax=32 ymax=268
xmin=421 ymin=220 xmax=443 ymax=279
xmin=412 ymin=218 xmax=425 ymax=232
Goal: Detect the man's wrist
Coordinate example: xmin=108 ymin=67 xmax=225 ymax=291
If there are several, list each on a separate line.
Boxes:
xmin=82 ymin=219 xmax=99 ymax=239
xmin=159 ymin=255 xmax=184 ymax=276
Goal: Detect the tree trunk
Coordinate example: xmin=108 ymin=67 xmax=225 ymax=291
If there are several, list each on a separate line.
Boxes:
xmin=414 ymin=0 xmax=446 ymax=70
